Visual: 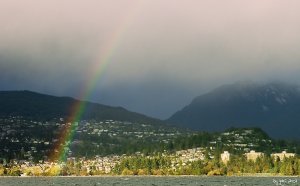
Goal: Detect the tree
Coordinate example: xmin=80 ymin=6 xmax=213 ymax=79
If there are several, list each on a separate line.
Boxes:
xmin=47 ymin=165 xmax=61 ymax=176
xmin=0 ymin=165 xmax=5 ymax=176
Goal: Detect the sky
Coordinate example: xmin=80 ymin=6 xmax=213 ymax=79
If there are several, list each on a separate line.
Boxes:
xmin=1 ymin=0 xmax=300 ymax=119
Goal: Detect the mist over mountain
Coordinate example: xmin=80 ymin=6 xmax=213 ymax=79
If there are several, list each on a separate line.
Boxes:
xmin=2 ymin=82 xmax=300 ymax=140
xmin=167 ymin=82 xmax=300 ymax=139
xmin=0 ymin=90 xmax=163 ymax=125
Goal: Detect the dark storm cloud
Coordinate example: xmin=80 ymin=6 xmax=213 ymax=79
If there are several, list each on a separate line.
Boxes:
xmin=1 ymin=0 xmax=300 ymax=118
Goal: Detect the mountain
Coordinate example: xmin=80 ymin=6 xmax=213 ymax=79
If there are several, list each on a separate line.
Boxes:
xmin=0 ymin=91 xmax=189 ymax=160
xmin=167 ymin=82 xmax=300 ymax=139
xmin=0 ymin=90 xmax=162 ymax=124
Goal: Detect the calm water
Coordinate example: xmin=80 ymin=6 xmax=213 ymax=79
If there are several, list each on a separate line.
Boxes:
xmin=0 ymin=176 xmax=298 ymax=186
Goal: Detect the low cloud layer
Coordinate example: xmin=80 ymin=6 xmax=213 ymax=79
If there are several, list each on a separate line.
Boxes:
xmin=1 ymin=0 xmax=300 ymax=118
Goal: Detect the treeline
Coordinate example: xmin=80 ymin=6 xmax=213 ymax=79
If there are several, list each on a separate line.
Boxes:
xmin=113 ymin=155 xmax=172 ymax=175
xmin=114 ymin=154 xmax=300 ymax=176
xmin=225 ymin=155 xmax=300 ymax=176
xmin=1 ymin=154 xmax=300 ymax=176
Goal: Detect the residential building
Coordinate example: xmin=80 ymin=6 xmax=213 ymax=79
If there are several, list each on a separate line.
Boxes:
xmin=221 ymin=151 xmax=230 ymax=164
xmin=245 ymin=150 xmax=264 ymax=161
xmin=271 ymin=151 xmax=295 ymax=161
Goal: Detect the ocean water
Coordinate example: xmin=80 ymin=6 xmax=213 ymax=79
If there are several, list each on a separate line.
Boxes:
xmin=0 ymin=176 xmax=298 ymax=186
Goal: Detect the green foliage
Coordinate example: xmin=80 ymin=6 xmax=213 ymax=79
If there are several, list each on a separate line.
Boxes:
xmin=0 ymin=165 xmax=5 ymax=176
xmin=6 ymin=166 xmax=21 ymax=176
xmin=0 ymin=154 xmax=300 ymax=176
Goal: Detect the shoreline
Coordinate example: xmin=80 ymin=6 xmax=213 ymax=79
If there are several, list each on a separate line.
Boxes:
xmin=0 ymin=174 xmax=299 ymax=178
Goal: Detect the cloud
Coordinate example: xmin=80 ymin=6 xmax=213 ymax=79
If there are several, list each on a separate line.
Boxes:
xmin=1 ymin=0 xmax=300 ymax=118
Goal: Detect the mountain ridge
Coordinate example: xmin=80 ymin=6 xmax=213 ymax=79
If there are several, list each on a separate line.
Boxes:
xmin=0 ymin=90 xmax=164 ymax=125
xmin=167 ymin=82 xmax=300 ymax=139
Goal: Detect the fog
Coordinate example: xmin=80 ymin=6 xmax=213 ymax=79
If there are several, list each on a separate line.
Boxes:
xmin=1 ymin=0 xmax=300 ymax=118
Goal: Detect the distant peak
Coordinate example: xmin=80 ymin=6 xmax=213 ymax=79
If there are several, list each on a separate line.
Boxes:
xmin=168 ymin=81 xmax=300 ymax=139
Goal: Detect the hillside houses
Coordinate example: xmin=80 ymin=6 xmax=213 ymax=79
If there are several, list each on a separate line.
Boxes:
xmin=206 ymin=128 xmax=274 ymax=153
xmin=0 ymin=116 xmax=186 ymax=161
xmin=175 ymin=148 xmax=205 ymax=163
xmin=1 ymin=116 xmax=299 ymax=176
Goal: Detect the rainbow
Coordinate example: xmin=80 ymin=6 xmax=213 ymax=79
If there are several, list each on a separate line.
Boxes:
xmin=50 ymin=1 xmax=146 ymax=162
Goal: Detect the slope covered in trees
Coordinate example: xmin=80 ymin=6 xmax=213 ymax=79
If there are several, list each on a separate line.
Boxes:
xmin=168 ymin=82 xmax=300 ymax=139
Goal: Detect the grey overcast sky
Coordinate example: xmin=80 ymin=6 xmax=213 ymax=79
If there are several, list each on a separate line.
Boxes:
xmin=1 ymin=0 xmax=300 ymax=119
